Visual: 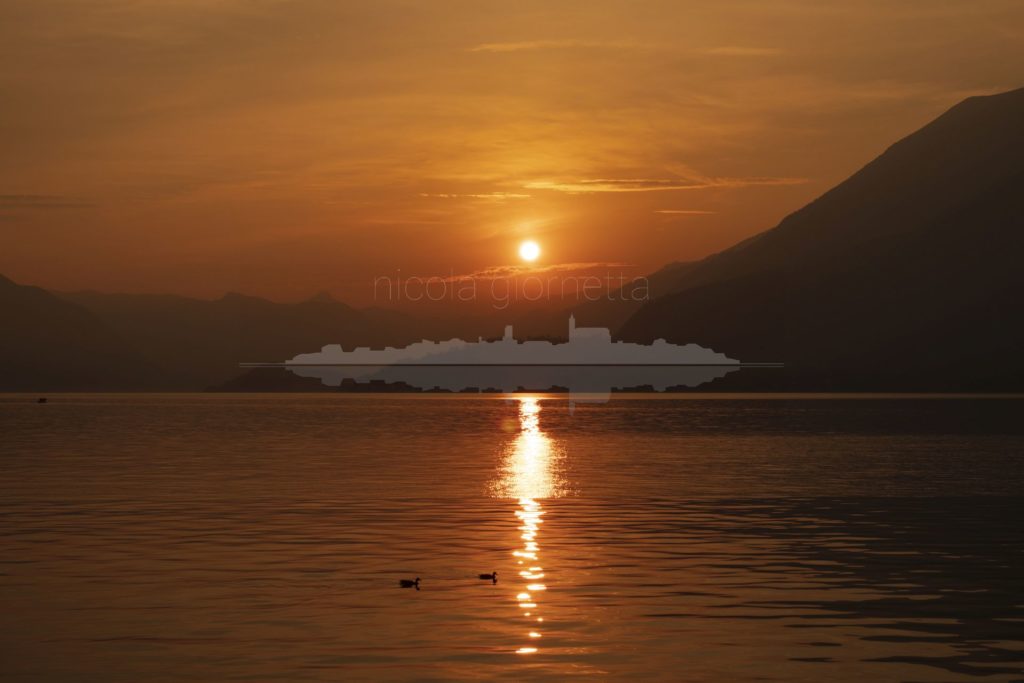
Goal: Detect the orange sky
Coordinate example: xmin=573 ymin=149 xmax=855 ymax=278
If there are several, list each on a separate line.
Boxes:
xmin=1 ymin=0 xmax=1021 ymax=305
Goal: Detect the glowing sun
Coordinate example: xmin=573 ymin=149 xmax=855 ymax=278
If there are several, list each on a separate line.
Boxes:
xmin=519 ymin=240 xmax=541 ymax=262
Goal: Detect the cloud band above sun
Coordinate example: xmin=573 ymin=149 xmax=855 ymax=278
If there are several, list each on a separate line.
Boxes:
xmin=523 ymin=176 xmax=808 ymax=194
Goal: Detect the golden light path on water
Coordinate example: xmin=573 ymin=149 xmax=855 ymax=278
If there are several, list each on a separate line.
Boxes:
xmin=491 ymin=396 xmax=563 ymax=656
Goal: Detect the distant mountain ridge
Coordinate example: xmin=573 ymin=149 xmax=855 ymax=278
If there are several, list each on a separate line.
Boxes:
xmin=0 ymin=279 xmax=608 ymax=390
xmin=4 ymin=88 xmax=1023 ymax=391
xmin=618 ymin=86 xmax=1024 ymax=389
xmin=57 ymin=289 xmax=425 ymax=389
xmin=0 ymin=275 xmax=161 ymax=390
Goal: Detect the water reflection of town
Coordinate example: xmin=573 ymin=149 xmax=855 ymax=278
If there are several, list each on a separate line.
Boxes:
xmin=490 ymin=397 xmax=564 ymax=655
xmin=256 ymin=317 xmax=764 ymax=403
xmin=285 ymin=364 xmax=738 ymax=407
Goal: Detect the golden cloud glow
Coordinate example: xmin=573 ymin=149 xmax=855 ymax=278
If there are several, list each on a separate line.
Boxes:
xmin=524 ymin=176 xmax=809 ymax=194
xmin=0 ymin=0 xmax=1018 ymax=300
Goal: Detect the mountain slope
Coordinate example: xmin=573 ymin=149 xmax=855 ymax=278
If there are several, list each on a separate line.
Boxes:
xmin=61 ymin=290 xmax=427 ymax=389
xmin=569 ymin=260 xmax=696 ymax=331
xmin=0 ymin=275 xmax=163 ymax=390
xmin=619 ymin=87 xmax=1024 ymax=389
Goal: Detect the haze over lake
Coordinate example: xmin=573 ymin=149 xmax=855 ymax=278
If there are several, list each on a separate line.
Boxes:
xmin=2 ymin=394 xmax=1022 ymax=682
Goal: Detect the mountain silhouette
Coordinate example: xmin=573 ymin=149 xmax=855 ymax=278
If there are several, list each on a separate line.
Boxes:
xmin=570 ymin=260 xmax=695 ymax=331
xmin=59 ymin=290 xmax=604 ymax=389
xmin=0 ymin=276 xmax=648 ymax=390
xmin=619 ymin=87 xmax=1024 ymax=390
xmin=0 ymin=275 xmax=162 ymax=390
xmin=58 ymin=289 xmax=430 ymax=389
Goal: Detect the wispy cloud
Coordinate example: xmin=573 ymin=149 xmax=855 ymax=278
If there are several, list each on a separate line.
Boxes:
xmin=441 ymin=261 xmax=636 ymax=282
xmin=468 ymin=39 xmax=637 ymax=53
xmin=469 ymin=41 xmax=783 ymax=57
xmin=0 ymin=194 xmax=93 ymax=209
xmin=418 ymin=192 xmax=531 ymax=199
xmin=654 ymin=209 xmax=717 ymax=215
xmin=700 ymin=46 xmax=784 ymax=57
xmin=525 ymin=176 xmax=807 ymax=194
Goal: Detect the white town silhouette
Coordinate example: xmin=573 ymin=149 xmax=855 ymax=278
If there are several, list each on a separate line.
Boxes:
xmin=243 ymin=316 xmax=750 ymax=405
xmin=285 ymin=315 xmax=738 ymax=366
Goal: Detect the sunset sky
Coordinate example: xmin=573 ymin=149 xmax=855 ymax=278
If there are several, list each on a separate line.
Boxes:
xmin=2 ymin=0 xmax=1021 ymax=304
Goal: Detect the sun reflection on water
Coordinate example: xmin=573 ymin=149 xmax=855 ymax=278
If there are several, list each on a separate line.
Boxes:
xmin=492 ymin=396 xmax=565 ymax=656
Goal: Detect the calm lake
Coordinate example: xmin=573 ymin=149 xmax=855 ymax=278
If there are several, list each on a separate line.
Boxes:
xmin=2 ymin=394 xmax=1023 ymax=681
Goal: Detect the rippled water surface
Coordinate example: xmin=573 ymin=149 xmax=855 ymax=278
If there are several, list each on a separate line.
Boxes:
xmin=2 ymin=394 xmax=1023 ymax=681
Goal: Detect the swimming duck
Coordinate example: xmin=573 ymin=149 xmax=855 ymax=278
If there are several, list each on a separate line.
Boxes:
xmin=399 ymin=577 xmax=421 ymax=589
xmin=478 ymin=571 xmax=497 ymax=583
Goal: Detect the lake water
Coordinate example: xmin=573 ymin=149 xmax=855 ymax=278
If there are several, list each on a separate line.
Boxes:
xmin=2 ymin=394 xmax=1023 ymax=681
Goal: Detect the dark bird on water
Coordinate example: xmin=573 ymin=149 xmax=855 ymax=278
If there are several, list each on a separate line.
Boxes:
xmin=479 ymin=572 xmax=497 ymax=583
xmin=399 ymin=577 xmax=420 ymax=590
